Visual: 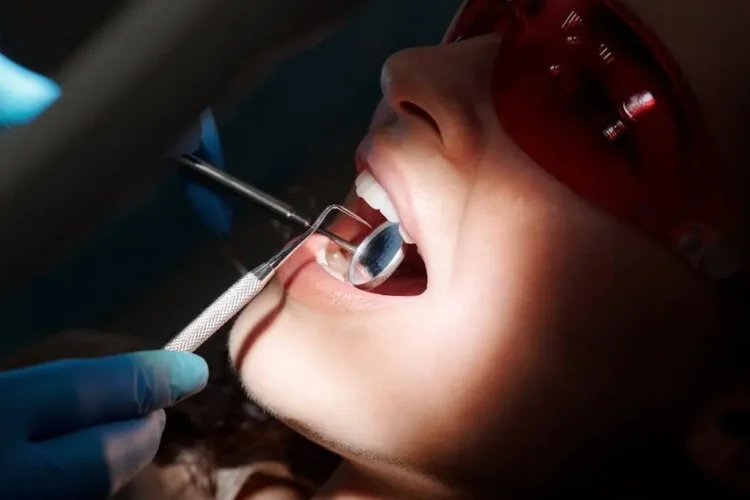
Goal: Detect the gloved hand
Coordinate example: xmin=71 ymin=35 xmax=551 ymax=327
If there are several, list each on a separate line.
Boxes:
xmin=0 ymin=350 xmax=208 ymax=500
xmin=0 ymin=52 xmax=234 ymax=237
xmin=0 ymin=53 xmax=60 ymax=127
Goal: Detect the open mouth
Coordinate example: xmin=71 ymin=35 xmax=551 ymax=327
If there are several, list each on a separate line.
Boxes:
xmin=317 ymin=168 xmax=428 ymax=298
xmin=268 ymin=141 xmax=431 ymax=313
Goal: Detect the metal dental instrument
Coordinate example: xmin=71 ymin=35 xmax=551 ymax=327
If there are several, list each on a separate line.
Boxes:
xmin=178 ymin=153 xmax=409 ymax=291
xmin=178 ymin=154 xmax=357 ymax=253
xmin=164 ymin=204 xmax=366 ymax=352
xmin=347 ymin=221 xmax=406 ymax=289
xmin=164 ymin=155 xmax=409 ymax=352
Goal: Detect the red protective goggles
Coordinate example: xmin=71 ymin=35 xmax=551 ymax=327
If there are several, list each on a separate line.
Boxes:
xmin=443 ymin=0 xmax=745 ymax=280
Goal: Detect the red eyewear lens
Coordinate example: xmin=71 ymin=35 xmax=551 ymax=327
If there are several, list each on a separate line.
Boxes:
xmin=444 ymin=0 xmax=744 ymax=280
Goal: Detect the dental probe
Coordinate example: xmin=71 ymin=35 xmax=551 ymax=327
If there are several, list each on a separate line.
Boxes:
xmin=163 ymin=204 xmax=365 ymax=352
xmin=177 ymin=154 xmax=357 ymax=253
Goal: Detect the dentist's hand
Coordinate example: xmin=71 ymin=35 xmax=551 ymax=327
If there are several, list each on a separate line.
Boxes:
xmin=0 ymin=350 xmax=208 ymax=500
xmin=0 ymin=53 xmax=59 ymax=128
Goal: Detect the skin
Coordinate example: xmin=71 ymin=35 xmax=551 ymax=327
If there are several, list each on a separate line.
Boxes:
xmin=229 ymin=35 xmax=742 ymax=498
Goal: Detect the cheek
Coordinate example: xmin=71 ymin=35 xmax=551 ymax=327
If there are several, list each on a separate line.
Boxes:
xmin=365 ymin=125 xmax=483 ymax=284
xmin=431 ymin=150 xmax=710 ymax=429
xmin=368 ymin=124 xmax=473 ymax=206
xmin=446 ymin=144 xmax=570 ymax=322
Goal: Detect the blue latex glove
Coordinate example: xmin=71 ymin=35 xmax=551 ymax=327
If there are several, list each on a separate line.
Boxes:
xmin=0 ymin=52 xmax=234 ymax=237
xmin=182 ymin=110 xmax=236 ymax=237
xmin=0 ymin=350 xmax=208 ymax=499
xmin=0 ymin=53 xmax=60 ymax=127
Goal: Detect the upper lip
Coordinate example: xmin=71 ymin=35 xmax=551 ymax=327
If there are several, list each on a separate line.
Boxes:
xmin=355 ymin=140 xmax=420 ymax=249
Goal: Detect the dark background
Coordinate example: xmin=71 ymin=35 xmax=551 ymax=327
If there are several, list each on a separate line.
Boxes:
xmin=0 ymin=0 xmax=460 ymax=357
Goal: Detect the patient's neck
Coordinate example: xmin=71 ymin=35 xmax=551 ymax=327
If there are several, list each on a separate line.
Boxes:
xmin=315 ymin=461 xmax=457 ymax=500
xmin=314 ymin=456 xmax=728 ymax=500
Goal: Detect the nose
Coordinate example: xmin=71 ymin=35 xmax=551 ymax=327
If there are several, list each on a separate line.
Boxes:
xmin=379 ymin=35 xmax=502 ymax=158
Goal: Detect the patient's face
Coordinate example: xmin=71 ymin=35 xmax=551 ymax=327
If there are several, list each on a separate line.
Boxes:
xmin=230 ymin=34 xmax=725 ymax=494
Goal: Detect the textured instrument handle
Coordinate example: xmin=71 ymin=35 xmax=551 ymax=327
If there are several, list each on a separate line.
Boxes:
xmin=163 ymin=264 xmax=272 ymax=352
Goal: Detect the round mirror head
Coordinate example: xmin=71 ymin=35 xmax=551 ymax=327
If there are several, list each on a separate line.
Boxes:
xmin=347 ymin=221 xmax=405 ymax=289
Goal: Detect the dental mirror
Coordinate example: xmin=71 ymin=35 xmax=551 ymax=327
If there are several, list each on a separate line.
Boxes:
xmin=347 ymin=221 xmax=406 ymax=289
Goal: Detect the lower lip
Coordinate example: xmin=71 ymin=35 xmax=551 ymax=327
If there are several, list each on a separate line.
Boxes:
xmin=274 ymin=233 xmax=406 ymax=313
xmin=275 ymin=193 xmax=429 ymax=310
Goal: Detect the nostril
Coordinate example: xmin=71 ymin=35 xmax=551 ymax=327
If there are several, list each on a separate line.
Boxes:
xmin=398 ymin=101 xmax=441 ymax=137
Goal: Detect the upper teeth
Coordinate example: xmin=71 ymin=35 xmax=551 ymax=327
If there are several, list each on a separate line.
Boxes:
xmin=355 ymin=171 xmax=398 ymax=222
xmin=355 ymin=171 xmax=415 ymax=244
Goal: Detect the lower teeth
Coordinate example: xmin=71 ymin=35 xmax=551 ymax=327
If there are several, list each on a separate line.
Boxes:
xmin=316 ymin=243 xmax=351 ymax=282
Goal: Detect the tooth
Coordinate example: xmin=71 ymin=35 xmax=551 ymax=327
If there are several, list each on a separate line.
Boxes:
xmin=316 ymin=244 xmax=346 ymax=282
xmin=355 ymin=171 xmax=399 ymax=223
